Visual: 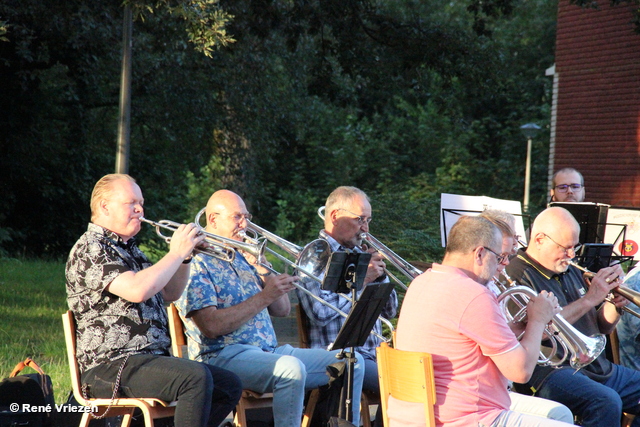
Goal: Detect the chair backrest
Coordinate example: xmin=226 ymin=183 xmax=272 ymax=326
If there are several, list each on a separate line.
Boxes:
xmin=62 ymin=311 xmax=93 ymax=406
xmin=167 ymin=303 xmax=187 ymax=358
xmin=376 ymin=341 xmax=436 ymax=427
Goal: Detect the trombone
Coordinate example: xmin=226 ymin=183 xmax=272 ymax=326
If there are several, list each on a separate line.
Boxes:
xmin=317 ymin=206 xmax=422 ymax=290
xmin=140 ymin=217 xmax=266 ymax=262
xmin=568 ymin=261 xmax=640 ymax=319
xmin=193 ymin=208 xmax=392 ymax=342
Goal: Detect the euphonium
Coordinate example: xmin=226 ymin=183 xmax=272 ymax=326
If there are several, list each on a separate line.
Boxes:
xmin=496 ymin=272 xmax=606 ymax=370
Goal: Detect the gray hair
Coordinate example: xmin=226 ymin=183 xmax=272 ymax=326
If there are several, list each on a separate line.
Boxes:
xmin=325 ymin=186 xmax=369 ymax=212
xmin=446 ymin=216 xmax=501 ymax=255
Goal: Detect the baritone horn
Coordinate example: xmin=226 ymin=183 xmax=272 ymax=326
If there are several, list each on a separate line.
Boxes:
xmin=317 ymin=206 xmax=421 ymax=290
xmin=193 ymin=208 xmax=393 ymax=342
xmin=496 ymin=272 xmax=606 ymax=370
xmin=140 ymin=217 xmax=266 ymax=262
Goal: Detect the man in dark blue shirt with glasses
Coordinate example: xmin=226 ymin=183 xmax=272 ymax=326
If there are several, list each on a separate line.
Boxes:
xmin=550 ymin=168 xmax=585 ymax=203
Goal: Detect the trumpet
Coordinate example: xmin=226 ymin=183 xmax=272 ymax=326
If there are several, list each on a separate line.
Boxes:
xmin=496 ymin=272 xmax=606 ymax=370
xmin=140 ymin=217 xmax=266 ymax=262
xmin=568 ymin=261 xmax=640 ymax=319
xmin=317 ymin=206 xmax=421 ymax=290
xmin=193 ymin=208 xmax=393 ymax=342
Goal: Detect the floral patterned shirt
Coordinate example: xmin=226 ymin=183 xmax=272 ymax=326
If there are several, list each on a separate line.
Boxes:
xmin=175 ymin=251 xmax=278 ymax=362
xmin=66 ymin=223 xmax=171 ymax=373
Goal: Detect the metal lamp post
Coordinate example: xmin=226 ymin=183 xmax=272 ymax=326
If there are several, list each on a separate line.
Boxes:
xmin=520 ymin=123 xmax=541 ymax=212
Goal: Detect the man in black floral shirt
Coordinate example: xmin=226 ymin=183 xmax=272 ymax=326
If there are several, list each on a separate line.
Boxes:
xmin=66 ymin=173 xmax=242 ymax=427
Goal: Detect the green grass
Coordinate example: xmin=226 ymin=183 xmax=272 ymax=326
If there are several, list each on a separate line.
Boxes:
xmin=0 ymin=259 xmax=70 ymax=404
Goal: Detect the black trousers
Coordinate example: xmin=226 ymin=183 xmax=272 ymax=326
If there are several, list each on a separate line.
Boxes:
xmin=82 ymin=354 xmax=242 ymax=427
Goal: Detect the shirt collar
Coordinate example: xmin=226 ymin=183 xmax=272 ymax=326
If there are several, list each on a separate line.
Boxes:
xmin=88 ymin=222 xmax=137 ymax=249
xmin=516 ymin=248 xmax=562 ymax=280
xmin=320 ymin=230 xmax=345 ymax=252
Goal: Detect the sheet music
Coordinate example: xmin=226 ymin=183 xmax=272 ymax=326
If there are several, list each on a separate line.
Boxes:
xmin=605 ymin=207 xmax=640 ymax=260
xmin=440 ymin=193 xmax=525 ymax=247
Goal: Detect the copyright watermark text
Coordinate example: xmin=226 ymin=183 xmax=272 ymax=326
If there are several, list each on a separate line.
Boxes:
xmin=9 ymin=403 xmax=98 ymax=413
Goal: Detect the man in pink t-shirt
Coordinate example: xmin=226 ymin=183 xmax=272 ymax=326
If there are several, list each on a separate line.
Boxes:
xmin=391 ymin=216 xmax=571 ymax=427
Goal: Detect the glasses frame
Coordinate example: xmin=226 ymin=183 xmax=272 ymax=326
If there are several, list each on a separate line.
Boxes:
xmin=482 ymin=246 xmax=509 ymax=264
xmin=542 ymin=233 xmax=582 ymax=257
xmin=337 ymin=208 xmax=372 ymax=225
xmin=553 ymin=184 xmax=584 ymax=193
xmin=212 ymin=212 xmax=253 ymax=223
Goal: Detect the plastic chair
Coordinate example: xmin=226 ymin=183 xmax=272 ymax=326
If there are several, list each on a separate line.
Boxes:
xmin=376 ymin=341 xmax=436 ymax=427
xmin=61 ymin=311 xmax=176 ymax=427
xmin=167 ymin=303 xmax=276 ymax=427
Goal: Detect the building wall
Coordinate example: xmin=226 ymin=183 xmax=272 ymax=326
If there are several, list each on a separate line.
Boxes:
xmin=552 ymin=0 xmax=640 ymax=207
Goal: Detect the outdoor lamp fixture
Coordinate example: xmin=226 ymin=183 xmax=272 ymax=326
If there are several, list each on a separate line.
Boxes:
xmin=520 ymin=123 xmax=541 ymax=212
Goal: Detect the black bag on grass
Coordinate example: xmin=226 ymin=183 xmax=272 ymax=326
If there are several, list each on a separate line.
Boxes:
xmin=0 ymin=358 xmax=55 ymax=427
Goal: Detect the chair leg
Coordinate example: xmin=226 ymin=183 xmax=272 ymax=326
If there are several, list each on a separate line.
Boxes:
xmin=121 ymin=412 xmax=134 ymax=427
xmin=234 ymin=405 xmax=248 ymax=427
xmin=361 ymin=394 xmax=372 ymax=427
xmin=301 ymin=389 xmax=320 ymax=427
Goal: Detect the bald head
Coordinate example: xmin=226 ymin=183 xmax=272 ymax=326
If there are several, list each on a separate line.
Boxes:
xmin=531 ymin=207 xmax=579 ymax=239
xmin=205 ymin=190 xmax=249 ymax=240
xmin=527 ymin=207 xmax=580 ymax=273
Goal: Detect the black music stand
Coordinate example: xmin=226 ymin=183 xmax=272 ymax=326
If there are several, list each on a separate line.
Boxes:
xmin=322 ymin=251 xmax=371 ymax=294
xmin=328 ymin=281 xmax=395 ymax=423
xmin=550 ymin=202 xmax=609 ymax=244
xmin=576 ymin=243 xmax=613 ymax=272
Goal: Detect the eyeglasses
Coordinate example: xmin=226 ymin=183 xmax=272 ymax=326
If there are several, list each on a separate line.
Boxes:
xmin=213 ymin=212 xmax=253 ymax=223
xmin=554 ymin=184 xmax=583 ymax=193
xmin=542 ymin=233 xmax=582 ymax=257
xmin=338 ymin=208 xmax=372 ymax=225
xmin=482 ymin=246 xmax=510 ymax=264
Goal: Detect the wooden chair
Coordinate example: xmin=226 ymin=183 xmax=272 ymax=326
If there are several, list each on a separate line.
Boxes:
xmin=62 ymin=311 xmax=176 ymax=427
xmin=167 ymin=303 xmax=275 ymax=427
xmin=295 ymin=304 xmax=378 ymax=427
xmin=376 ymin=341 xmax=436 ymax=427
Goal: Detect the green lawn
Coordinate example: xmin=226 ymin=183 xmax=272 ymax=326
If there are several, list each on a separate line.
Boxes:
xmin=0 ymin=259 xmax=70 ymax=404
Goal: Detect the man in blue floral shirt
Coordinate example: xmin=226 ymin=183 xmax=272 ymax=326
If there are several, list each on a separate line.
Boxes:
xmin=175 ymin=189 xmax=365 ymax=427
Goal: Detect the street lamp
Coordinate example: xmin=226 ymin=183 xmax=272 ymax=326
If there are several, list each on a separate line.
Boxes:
xmin=520 ymin=123 xmax=541 ymax=212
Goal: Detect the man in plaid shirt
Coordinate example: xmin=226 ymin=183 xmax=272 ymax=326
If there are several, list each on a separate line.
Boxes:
xmin=296 ymin=186 xmax=398 ymax=395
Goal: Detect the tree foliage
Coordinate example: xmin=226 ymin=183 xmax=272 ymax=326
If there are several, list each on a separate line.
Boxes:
xmin=1 ymin=0 xmax=558 ymax=262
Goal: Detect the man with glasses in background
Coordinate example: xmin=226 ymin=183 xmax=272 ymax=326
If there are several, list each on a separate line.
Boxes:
xmin=506 ymin=206 xmax=640 ymax=427
xmin=296 ymin=186 xmax=398 ymax=422
xmin=550 ymin=168 xmax=585 ymax=203
xmin=175 ymin=189 xmax=365 ymax=427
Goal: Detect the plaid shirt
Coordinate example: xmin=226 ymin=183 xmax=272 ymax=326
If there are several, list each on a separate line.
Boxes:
xmin=296 ymin=232 xmax=398 ymax=360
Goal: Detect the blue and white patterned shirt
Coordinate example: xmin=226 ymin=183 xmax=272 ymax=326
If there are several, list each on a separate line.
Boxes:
xmin=296 ymin=232 xmax=398 ymax=360
xmin=616 ymin=264 xmax=640 ymax=371
xmin=175 ymin=250 xmax=278 ymax=362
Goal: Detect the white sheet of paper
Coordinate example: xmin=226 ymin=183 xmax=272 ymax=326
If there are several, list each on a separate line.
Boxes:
xmin=440 ymin=193 xmax=526 ymax=247
xmin=604 ymin=207 xmax=640 ymax=260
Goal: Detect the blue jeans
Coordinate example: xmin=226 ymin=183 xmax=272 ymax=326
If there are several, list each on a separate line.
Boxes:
xmin=535 ymin=365 xmax=640 ymax=427
xmin=82 ymin=354 xmax=242 ymax=427
xmin=204 ymin=344 xmax=365 ymax=427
